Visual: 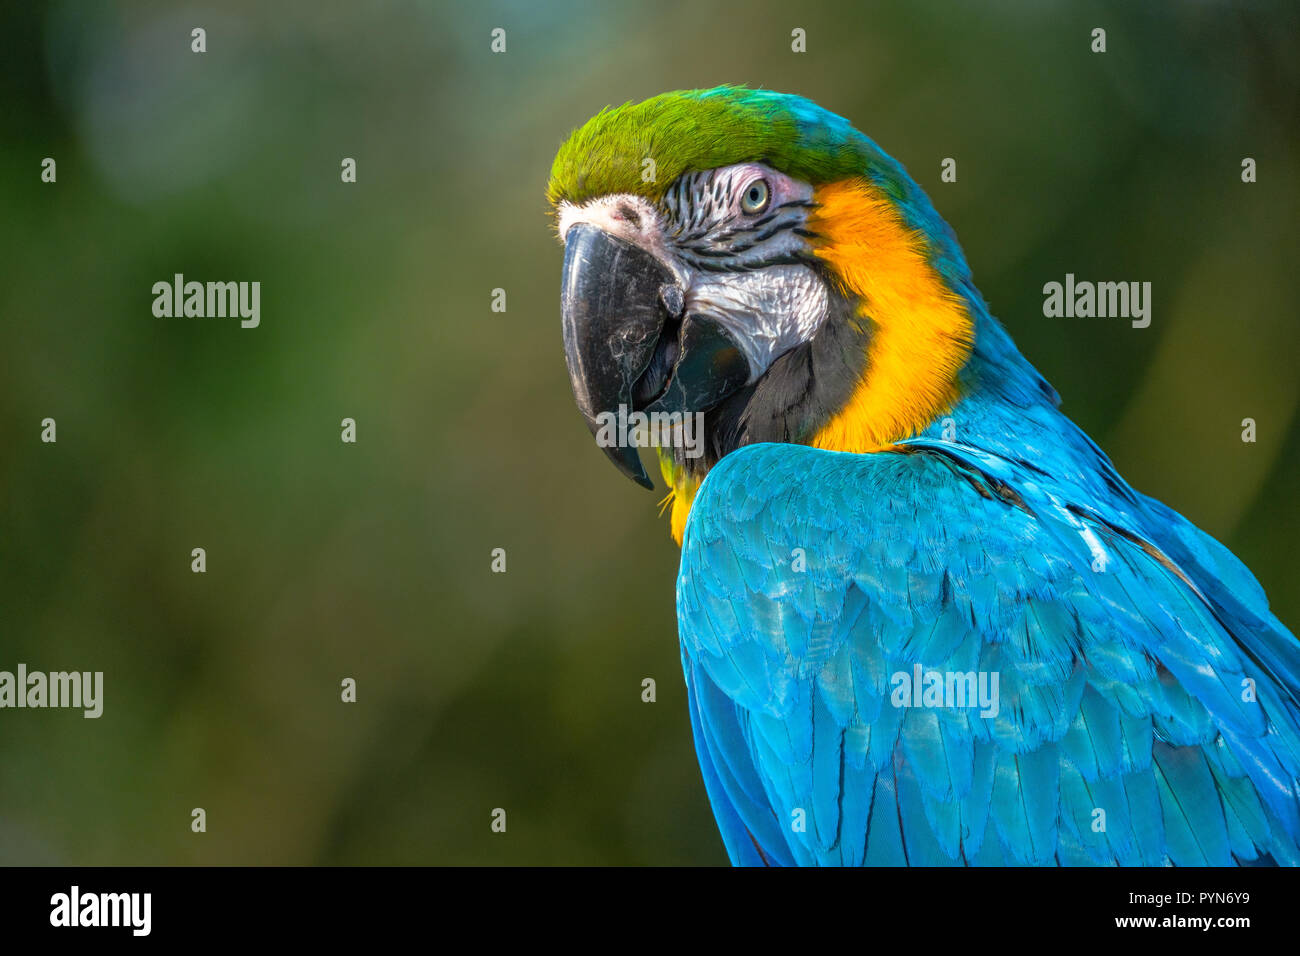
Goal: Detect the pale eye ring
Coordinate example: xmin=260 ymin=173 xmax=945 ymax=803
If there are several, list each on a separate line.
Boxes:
xmin=740 ymin=178 xmax=770 ymax=215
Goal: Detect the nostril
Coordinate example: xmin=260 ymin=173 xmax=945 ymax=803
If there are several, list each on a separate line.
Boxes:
xmin=616 ymin=203 xmax=642 ymax=228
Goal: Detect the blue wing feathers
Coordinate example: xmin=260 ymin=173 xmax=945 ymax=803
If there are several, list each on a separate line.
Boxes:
xmin=684 ymin=652 xmax=795 ymax=865
xmin=678 ymin=435 xmax=1300 ymax=865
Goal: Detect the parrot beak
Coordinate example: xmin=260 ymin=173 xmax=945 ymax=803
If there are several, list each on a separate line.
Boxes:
xmin=561 ymin=223 xmax=752 ymax=490
xmin=560 ymin=223 xmax=677 ymax=490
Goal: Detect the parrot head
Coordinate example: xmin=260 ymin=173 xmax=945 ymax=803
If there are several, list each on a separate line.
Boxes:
xmin=549 ymin=86 xmax=991 ymax=541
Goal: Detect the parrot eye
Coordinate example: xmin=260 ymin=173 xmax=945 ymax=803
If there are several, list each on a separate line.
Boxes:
xmin=740 ymin=179 xmax=770 ymax=215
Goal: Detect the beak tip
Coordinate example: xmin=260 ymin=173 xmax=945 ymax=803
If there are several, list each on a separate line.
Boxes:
xmin=601 ymin=443 xmax=655 ymax=490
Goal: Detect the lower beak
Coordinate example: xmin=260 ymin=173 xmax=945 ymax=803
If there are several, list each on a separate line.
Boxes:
xmin=560 ymin=223 xmax=752 ymax=489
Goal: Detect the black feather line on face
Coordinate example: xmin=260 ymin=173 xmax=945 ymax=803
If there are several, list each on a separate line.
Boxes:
xmin=671 ymin=277 xmax=870 ymax=477
xmin=662 ymin=173 xmax=810 ymax=269
xmin=677 ymin=211 xmax=815 ymax=270
xmin=683 ymin=251 xmax=817 ymax=273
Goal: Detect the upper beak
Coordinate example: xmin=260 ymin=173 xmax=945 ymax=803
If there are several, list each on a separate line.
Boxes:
xmin=560 ymin=223 xmax=752 ymax=489
xmin=560 ymin=223 xmax=673 ymax=488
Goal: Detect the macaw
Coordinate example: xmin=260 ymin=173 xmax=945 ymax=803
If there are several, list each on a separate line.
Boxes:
xmin=548 ymin=86 xmax=1300 ymax=866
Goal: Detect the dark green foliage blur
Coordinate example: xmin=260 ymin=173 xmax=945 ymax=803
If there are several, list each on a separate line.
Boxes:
xmin=1 ymin=0 xmax=1296 ymax=864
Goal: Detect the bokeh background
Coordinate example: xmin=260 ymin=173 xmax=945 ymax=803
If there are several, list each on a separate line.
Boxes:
xmin=1 ymin=0 xmax=1296 ymax=865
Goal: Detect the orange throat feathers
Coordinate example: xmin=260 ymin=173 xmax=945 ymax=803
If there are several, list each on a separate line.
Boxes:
xmin=664 ymin=177 xmax=975 ymax=544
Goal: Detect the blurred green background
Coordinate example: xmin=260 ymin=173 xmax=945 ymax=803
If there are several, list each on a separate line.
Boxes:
xmin=1 ymin=0 xmax=1296 ymax=865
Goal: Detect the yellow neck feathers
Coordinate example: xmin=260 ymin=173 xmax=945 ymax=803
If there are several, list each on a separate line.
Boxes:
xmin=663 ymin=178 xmax=974 ymax=544
xmin=660 ymin=453 xmax=699 ymax=545
xmin=806 ymin=179 xmax=973 ymax=454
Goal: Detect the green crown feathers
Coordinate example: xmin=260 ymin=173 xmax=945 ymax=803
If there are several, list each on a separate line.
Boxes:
xmin=547 ymin=86 xmax=880 ymax=207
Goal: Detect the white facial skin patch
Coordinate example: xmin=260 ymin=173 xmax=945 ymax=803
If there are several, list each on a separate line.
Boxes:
xmin=688 ymin=264 xmax=829 ymax=383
